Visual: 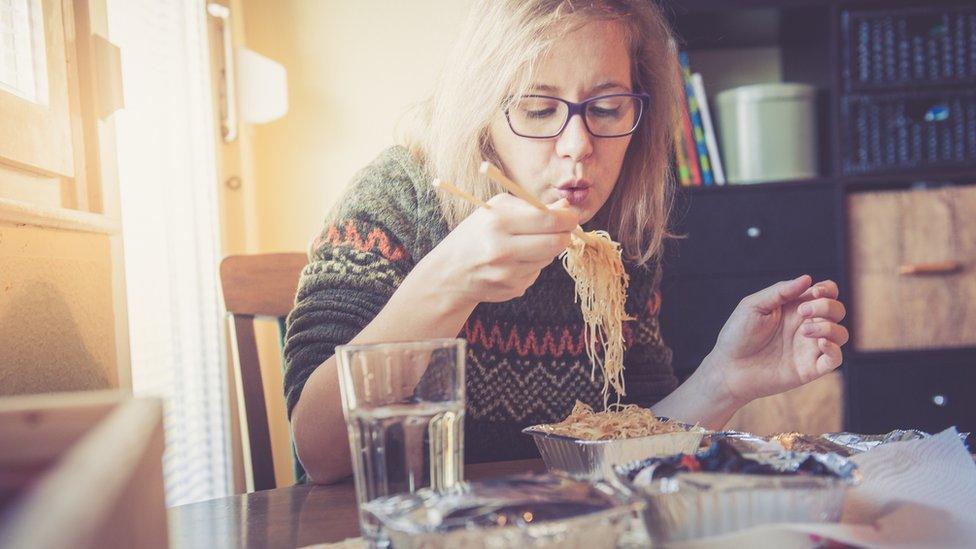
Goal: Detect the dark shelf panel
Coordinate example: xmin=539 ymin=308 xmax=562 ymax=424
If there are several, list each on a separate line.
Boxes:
xmin=849 ymin=347 xmax=976 ymax=365
xmin=673 ymin=9 xmax=782 ymax=50
xmin=659 ymin=0 xmax=833 ymax=14
xmin=659 ymin=0 xmax=957 ymax=15
xmin=677 ymin=176 xmax=836 ymax=194
xmin=674 ymin=170 xmax=976 ymax=195
xmin=841 ymin=171 xmax=976 ymax=191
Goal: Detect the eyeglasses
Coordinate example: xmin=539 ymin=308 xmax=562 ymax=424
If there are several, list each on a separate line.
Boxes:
xmin=504 ymin=92 xmax=649 ymax=139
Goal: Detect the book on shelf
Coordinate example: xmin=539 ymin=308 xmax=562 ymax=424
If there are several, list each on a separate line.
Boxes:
xmin=679 ymin=52 xmax=714 ymax=186
xmin=672 ymin=51 xmax=726 ymax=187
xmin=673 ymin=121 xmax=692 ymax=186
xmin=675 ymin=52 xmax=702 ymax=186
xmin=690 ymin=73 xmax=726 ymax=185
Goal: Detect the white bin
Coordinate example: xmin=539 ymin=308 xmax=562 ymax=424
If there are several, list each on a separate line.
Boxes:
xmin=715 ymin=83 xmax=818 ymax=184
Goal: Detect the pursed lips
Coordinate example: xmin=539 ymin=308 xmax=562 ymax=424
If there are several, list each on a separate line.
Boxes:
xmin=555 ymin=179 xmax=592 ymax=205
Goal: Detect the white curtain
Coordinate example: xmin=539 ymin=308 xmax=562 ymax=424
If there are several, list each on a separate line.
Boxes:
xmin=108 ymin=0 xmax=231 ymax=506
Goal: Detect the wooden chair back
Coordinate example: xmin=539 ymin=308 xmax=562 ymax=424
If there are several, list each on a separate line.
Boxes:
xmin=219 ymin=252 xmax=306 ymax=491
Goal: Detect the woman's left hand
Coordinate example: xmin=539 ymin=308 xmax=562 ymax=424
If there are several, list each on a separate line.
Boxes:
xmin=704 ymin=274 xmax=849 ymax=406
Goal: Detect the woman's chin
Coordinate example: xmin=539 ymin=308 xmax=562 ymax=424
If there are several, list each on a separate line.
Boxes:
xmin=573 ymin=204 xmax=596 ymax=225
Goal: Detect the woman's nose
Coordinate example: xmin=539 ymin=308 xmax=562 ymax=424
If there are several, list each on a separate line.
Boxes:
xmin=555 ymin=114 xmax=593 ymax=161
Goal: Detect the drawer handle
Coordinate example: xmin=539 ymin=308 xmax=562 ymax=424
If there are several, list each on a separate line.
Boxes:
xmin=932 ymin=394 xmax=947 ymax=407
xmin=899 ymin=260 xmax=962 ymax=276
xmin=746 ymin=226 xmax=762 ymax=239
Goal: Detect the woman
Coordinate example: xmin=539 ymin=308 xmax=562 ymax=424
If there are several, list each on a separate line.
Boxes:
xmin=284 ymin=0 xmax=848 ymax=484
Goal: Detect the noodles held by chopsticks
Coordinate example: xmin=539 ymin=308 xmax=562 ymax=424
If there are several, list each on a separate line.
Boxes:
xmin=561 ymin=230 xmax=632 ymax=409
xmin=435 ymin=165 xmax=633 ymax=409
xmin=540 ymin=401 xmax=685 ymax=441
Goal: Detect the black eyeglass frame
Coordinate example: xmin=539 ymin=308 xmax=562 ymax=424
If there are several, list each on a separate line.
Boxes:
xmin=504 ymin=92 xmax=650 ymax=139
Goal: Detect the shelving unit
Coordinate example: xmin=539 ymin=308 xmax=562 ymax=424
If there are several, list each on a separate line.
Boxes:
xmin=656 ymin=0 xmax=976 ymax=436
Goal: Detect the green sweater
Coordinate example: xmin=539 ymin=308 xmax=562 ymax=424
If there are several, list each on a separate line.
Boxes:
xmin=283 ymin=146 xmax=678 ymax=462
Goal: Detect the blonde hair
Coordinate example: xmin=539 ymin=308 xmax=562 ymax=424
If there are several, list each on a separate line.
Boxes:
xmin=402 ymin=0 xmax=681 ymax=266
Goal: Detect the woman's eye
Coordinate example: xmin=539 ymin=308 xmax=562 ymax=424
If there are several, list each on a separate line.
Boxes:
xmin=590 ymin=106 xmax=620 ymax=118
xmin=525 ymin=108 xmax=557 ymax=119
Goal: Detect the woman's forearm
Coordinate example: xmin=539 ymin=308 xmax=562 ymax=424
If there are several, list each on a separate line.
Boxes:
xmin=651 ymin=353 xmax=746 ymax=431
xmin=291 ymin=255 xmax=477 ymax=484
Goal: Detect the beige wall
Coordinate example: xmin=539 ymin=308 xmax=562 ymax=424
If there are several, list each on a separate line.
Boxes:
xmin=241 ymin=0 xmax=473 ymax=251
xmin=0 ymin=223 xmax=118 ymax=395
xmin=238 ymin=0 xmax=473 ymax=485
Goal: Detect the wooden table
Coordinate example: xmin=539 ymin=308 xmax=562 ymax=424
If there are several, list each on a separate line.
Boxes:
xmin=168 ymin=459 xmax=545 ymax=548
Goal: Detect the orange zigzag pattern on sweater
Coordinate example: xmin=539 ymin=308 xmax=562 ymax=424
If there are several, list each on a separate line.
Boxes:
xmin=464 ymin=318 xmax=638 ymax=358
xmin=313 ymin=220 xmax=409 ymax=262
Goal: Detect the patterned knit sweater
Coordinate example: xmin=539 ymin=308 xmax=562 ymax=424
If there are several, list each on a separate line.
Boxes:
xmin=283 ymin=146 xmax=678 ymax=463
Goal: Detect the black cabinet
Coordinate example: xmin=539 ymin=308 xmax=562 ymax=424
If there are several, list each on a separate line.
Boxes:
xmin=661 ymin=186 xmax=839 ymax=381
xmin=846 ymin=359 xmax=976 ymax=435
xmin=658 ymin=0 xmax=976 ymax=434
xmin=661 ymin=271 xmax=837 ymax=380
xmin=667 ymin=187 xmax=836 ymax=277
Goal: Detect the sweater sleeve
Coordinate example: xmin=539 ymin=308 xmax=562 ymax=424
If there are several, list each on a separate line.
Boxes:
xmin=621 ymin=263 xmax=679 ymax=408
xmin=282 ymin=149 xmax=420 ymax=418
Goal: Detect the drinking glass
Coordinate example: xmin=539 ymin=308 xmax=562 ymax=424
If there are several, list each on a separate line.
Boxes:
xmin=335 ymin=338 xmax=466 ymax=543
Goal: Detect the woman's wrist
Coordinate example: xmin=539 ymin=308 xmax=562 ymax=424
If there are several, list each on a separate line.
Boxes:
xmin=655 ymin=352 xmax=749 ymax=431
xmin=692 ymin=352 xmax=748 ymax=418
xmin=401 ymin=250 xmax=480 ymax=321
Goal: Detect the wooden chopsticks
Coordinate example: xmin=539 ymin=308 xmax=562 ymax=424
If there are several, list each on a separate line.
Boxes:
xmin=478 ymin=162 xmax=549 ymax=210
xmin=431 ymin=178 xmax=491 ymax=209
xmin=476 ymin=161 xmax=586 ymax=238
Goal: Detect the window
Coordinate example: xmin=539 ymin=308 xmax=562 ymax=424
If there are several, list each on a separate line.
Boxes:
xmin=0 ymin=0 xmax=49 ymax=104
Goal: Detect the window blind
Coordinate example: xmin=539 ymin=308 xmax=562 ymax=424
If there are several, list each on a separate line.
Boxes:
xmin=107 ymin=0 xmax=231 ymax=507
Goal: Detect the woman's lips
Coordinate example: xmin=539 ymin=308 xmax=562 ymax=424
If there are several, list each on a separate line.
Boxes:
xmin=556 ymin=186 xmax=590 ymax=205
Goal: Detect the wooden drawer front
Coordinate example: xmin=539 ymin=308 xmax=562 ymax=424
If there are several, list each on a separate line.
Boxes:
xmin=848 ymin=185 xmax=976 ymax=351
xmin=727 ymin=372 xmax=843 ymax=436
xmin=846 ymin=361 xmax=976 ymax=436
xmin=660 ymin=270 xmax=837 ymax=380
xmin=668 ymin=187 xmax=836 ymax=277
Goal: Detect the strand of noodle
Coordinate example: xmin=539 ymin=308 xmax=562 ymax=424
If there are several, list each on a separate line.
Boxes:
xmin=561 ymin=229 xmax=632 ymax=409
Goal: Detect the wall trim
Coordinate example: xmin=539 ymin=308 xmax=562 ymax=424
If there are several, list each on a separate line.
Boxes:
xmin=0 ymin=197 xmax=120 ymax=234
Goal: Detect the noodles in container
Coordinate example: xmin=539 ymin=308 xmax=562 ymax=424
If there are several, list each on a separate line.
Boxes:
xmin=360 ymin=473 xmax=643 ymax=549
xmin=523 ymin=401 xmax=705 ymax=479
xmin=616 ymin=437 xmax=859 ymax=543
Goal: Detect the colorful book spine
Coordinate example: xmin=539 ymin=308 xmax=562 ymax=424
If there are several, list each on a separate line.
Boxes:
xmin=674 ymin=123 xmax=691 ymax=186
xmin=690 ymin=72 xmax=726 ymax=185
xmin=674 ymin=53 xmax=701 ymax=186
xmin=679 ymin=52 xmax=713 ymax=186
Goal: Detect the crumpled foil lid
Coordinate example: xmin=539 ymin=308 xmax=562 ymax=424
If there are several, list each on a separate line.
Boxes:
xmin=361 ymin=473 xmax=643 ymax=548
xmin=616 ymin=438 xmax=859 ymax=488
xmin=712 ymin=428 xmax=972 ymax=457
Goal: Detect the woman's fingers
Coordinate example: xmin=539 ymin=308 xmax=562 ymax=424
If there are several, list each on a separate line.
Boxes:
xmin=801 ymin=320 xmax=850 ymax=346
xmin=815 ymin=338 xmax=843 ymax=375
xmin=486 ymin=193 xmax=579 ymax=235
xmin=797 ymin=297 xmax=846 ymax=322
xmin=798 ymin=279 xmax=839 ymax=301
xmin=510 ymin=233 xmax=573 ymax=262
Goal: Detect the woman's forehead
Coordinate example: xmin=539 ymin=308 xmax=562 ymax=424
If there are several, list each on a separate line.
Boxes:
xmin=527 ymin=20 xmax=632 ymax=98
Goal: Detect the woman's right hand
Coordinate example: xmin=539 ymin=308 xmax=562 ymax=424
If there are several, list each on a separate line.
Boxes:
xmin=419 ymin=193 xmax=579 ymax=306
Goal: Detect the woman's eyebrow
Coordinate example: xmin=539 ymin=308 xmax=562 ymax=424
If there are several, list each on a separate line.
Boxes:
xmin=530 ymin=83 xmax=560 ymax=93
xmin=591 ymin=81 xmax=630 ymax=93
